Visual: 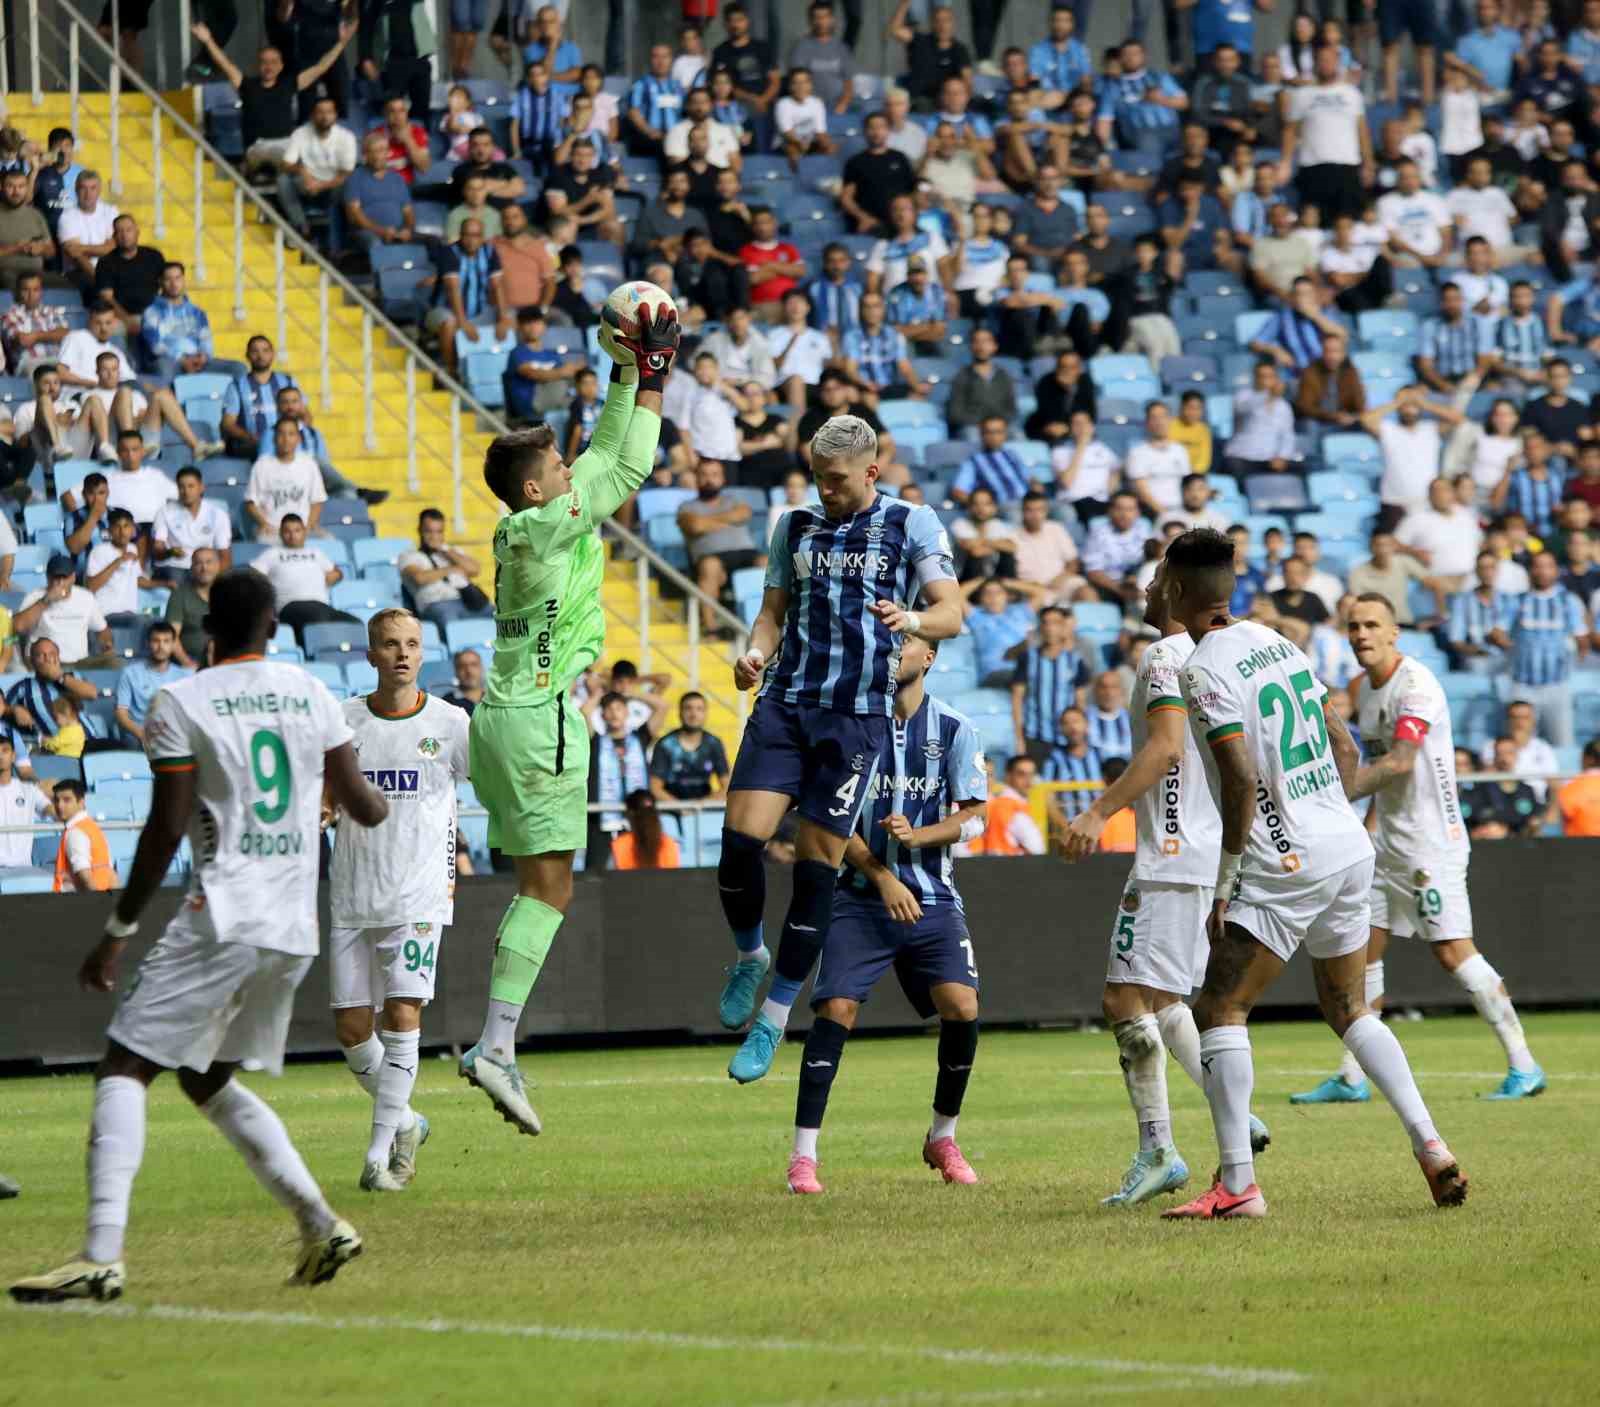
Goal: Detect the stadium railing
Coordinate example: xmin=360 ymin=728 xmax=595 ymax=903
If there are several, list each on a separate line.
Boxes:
xmin=20 ymin=0 xmax=751 ymax=723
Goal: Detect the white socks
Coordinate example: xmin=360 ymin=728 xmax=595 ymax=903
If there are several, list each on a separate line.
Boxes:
xmin=1199 ymin=1026 xmax=1255 ymax=1194
xmin=1114 ymin=1015 xmax=1171 ymax=1153
xmin=1453 ymin=954 xmax=1536 ymax=1072
xmin=1335 ymin=961 xmax=1385 ymax=1085
xmin=1341 ymin=1013 xmax=1438 ymax=1154
xmin=85 ymin=1076 xmax=146 ymax=1264
xmin=929 ymin=1109 xmax=959 ymax=1141
xmin=792 ymin=1126 xmax=819 ymax=1159
xmin=342 ymin=1034 xmax=383 ymax=1097
xmin=759 ymin=997 xmax=792 ymax=1030
xmin=367 ymin=1029 xmax=421 ymax=1167
xmin=480 ymin=999 xmax=523 ymax=1063
xmin=200 ymin=1079 xmax=337 ymax=1240
xmin=1155 ymin=1002 xmax=1204 ymax=1090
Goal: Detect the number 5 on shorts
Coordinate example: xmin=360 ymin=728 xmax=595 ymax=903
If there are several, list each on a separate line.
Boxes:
xmin=1115 ymin=915 xmax=1136 ymax=954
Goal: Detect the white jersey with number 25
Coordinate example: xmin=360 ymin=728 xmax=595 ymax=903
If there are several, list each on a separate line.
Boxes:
xmin=1180 ymin=619 xmax=1372 ymax=884
xmin=143 ymin=658 xmax=352 ymax=956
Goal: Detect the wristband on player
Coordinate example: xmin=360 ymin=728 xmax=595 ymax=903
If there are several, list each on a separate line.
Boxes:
xmin=103 ymin=913 xmax=139 ymax=941
xmin=1215 ymin=850 xmax=1243 ymax=901
xmin=958 ymin=814 xmax=985 ymax=843
xmin=903 ymin=610 xmax=923 ymax=637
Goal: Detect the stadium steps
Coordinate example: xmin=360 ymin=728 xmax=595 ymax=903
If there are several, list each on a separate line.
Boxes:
xmin=24 ymin=91 xmax=745 ymax=743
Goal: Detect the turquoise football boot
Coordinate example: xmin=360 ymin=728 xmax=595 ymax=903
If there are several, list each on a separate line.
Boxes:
xmin=1288 ymin=1075 xmax=1371 ymax=1104
xmin=1249 ymin=1112 xmax=1272 ymax=1153
xmin=718 ymin=950 xmax=771 ymax=1030
xmin=728 ymin=1013 xmax=783 ymax=1084
xmin=1101 ymin=1147 xmax=1190 ymax=1206
xmin=1481 ymin=1066 xmax=1547 ymax=1100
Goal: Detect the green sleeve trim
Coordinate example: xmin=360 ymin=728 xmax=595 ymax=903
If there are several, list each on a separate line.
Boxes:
xmin=1205 ymin=721 xmax=1244 ymax=744
xmin=1147 ymin=695 xmax=1185 ymax=713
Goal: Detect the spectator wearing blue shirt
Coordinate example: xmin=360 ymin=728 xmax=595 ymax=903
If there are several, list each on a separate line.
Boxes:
xmin=1040 ymin=706 xmax=1104 ymax=818
xmin=564 ymin=366 xmax=604 ymax=460
xmin=952 ymin=417 xmax=1038 ymax=506
xmin=884 ymin=257 xmax=948 ymax=353
xmin=926 ymin=76 xmax=996 ymax=154
xmin=1247 ymin=276 xmax=1342 ymax=373
xmin=1158 ymin=173 xmax=1230 ymax=270
xmin=1028 ymin=7 xmax=1092 ymax=96
xmin=965 ymin=577 xmax=1040 ymax=687
xmin=112 ymin=621 xmax=192 ymax=746
xmin=1095 ymin=40 xmax=1186 ymax=159
xmin=1229 ymin=525 xmax=1266 ymax=615
xmin=502 ymin=305 xmax=585 ymax=422
xmin=1418 ymin=282 xmax=1491 ymax=394
xmin=511 ymin=58 xmax=569 ymax=174
xmin=1010 ymin=164 xmax=1080 ymax=272
xmin=425 ymin=219 xmax=510 ymax=372
xmin=1230 ymin=162 xmax=1282 ymax=251
xmin=139 ymin=262 xmax=228 ymax=383
xmin=841 ymin=290 xmax=927 ymax=401
xmin=626 ymin=43 xmax=685 ymax=157
xmin=341 ymin=130 xmax=414 ymax=253
xmin=1452 ymin=0 xmax=1524 ymax=95
xmin=1567 ymin=1 xmax=1600 ymax=84
xmin=522 ymin=4 xmax=582 ymax=81
xmin=1447 ymin=548 xmax=1518 ymax=672
xmin=1489 ymin=550 xmax=1589 ymax=746
xmin=1190 ymin=0 xmax=1261 ymax=64
xmin=1493 ymin=444 xmax=1566 ymax=537
xmin=221 ymin=335 xmax=296 ymax=459
xmin=806 ymin=242 xmax=864 ymax=337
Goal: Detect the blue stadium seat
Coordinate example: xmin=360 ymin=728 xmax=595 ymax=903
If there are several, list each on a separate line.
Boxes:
xmin=643 ymin=514 xmax=688 ymax=569
xmin=636 ymin=486 xmax=694 ymax=522
xmin=1320 ymin=432 xmax=1382 ymax=471
xmin=455 ymin=326 xmax=515 ymax=366
xmin=1097 ymin=398 xmax=1146 ymax=426
xmin=912 ymin=357 xmax=961 ymax=387
xmin=1186 ymin=272 xmax=1244 ymax=300
xmin=443 ymin=618 xmax=497 ymax=654
xmin=742 ymin=155 xmax=788 ymax=185
xmin=95 ymin=778 xmax=153 ymax=816
xmin=22 ymin=503 xmax=63 ymax=538
xmin=378 ymin=266 xmax=433 ymax=320
xmin=1245 ymin=474 xmax=1310 ymax=512
xmin=1089 ymin=354 xmax=1154 ymax=387
xmin=1305 ymin=471 xmax=1373 ymax=504
xmin=1072 ymin=602 xmax=1122 ymax=634
xmin=877 ymin=400 xmax=942 ymax=431
xmin=1192 ymin=294 xmax=1245 ymax=323
xmin=1243 ymin=513 xmax=1292 ymax=540
xmin=0 ymin=872 xmax=57 ymax=894
xmin=330 ymin=581 xmax=396 ymax=612
xmin=303 ymin=621 xmax=368 ymax=657
xmin=84 ymin=750 xmax=152 ymax=790
xmin=1234 ymin=310 xmax=1274 ymax=346
xmin=464 ymin=350 xmax=507 ymax=408
xmin=923 ymin=440 xmax=971 ymax=471
xmin=929 ymin=634 xmax=976 ymax=687
xmin=1160 ymin=355 xmax=1218 ymax=387
xmin=351 ymin=538 xmax=413 ymax=574
xmin=1357 ymin=309 xmax=1421 ymax=349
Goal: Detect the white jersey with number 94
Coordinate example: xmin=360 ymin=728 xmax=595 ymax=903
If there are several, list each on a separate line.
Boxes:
xmin=143 ymin=658 xmax=353 ymax=957
xmin=1180 ymin=619 xmax=1372 ymax=884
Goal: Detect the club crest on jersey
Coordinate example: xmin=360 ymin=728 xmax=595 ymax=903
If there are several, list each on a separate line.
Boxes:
xmin=850 ymin=752 xmax=865 ymax=773
xmin=568 ymin=492 xmax=582 ymax=518
xmin=417 ymin=736 xmax=441 ymax=758
xmin=1161 ymin=839 xmax=1180 ymax=855
xmin=1121 ymin=888 xmax=1140 ymax=913
xmin=923 ymin=739 xmax=944 ymax=760
xmin=1282 ymin=854 xmax=1302 ymax=873
xmin=1412 ymin=868 xmax=1430 ymax=887
xmin=413 ymin=922 xmax=433 ymax=935
xmin=864 ymin=523 xmax=884 ymax=543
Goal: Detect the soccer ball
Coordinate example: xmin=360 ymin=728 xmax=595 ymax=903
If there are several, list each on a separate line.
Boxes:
xmin=602 ymin=280 xmax=677 ymax=342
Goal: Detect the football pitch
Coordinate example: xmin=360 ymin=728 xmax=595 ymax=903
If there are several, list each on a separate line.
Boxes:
xmin=3 ymin=1013 xmax=1594 ymax=1406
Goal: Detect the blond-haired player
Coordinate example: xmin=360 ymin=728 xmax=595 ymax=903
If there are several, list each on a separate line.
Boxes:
xmin=328 ymin=607 xmax=470 ymax=1191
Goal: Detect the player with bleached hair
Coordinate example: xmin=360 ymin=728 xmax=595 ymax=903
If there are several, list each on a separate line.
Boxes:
xmin=716 ymin=413 xmax=965 ymax=1085
xmin=10 ymin=569 xmax=387 ymax=1303
xmin=327 ymin=607 xmax=470 ymax=1192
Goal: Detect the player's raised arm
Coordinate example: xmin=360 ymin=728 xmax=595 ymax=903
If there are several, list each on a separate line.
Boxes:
xmin=571 ymin=302 xmax=682 ymax=523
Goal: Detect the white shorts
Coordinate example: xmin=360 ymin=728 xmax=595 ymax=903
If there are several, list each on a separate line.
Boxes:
xmin=1371 ymin=851 xmax=1473 ymax=941
xmin=1226 ymin=855 xmax=1375 ymax=965
xmin=107 ymin=908 xmax=312 ymax=1075
xmin=1106 ymin=877 xmax=1213 ymax=994
xmin=328 ymin=922 xmax=443 ymax=1009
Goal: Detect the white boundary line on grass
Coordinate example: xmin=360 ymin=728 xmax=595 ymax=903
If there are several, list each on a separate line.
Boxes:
xmin=19 ymin=1303 xmax=1314 ymax=1388
xmin=741 ymin=1385 xmax=1203 ymax=1406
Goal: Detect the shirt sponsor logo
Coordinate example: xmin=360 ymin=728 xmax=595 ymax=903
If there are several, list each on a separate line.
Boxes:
xmin=364 ymin=768 xmax=420 ymax=798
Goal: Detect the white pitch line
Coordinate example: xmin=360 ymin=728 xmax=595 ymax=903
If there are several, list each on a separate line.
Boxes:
xmin=738 ymin=1383 xmax=1202 ymax=1407
xmin=13 ymin=1303 xmax=1313 ymax=1388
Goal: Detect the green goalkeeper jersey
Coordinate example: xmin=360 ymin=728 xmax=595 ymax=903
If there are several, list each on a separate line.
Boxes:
xmin=485 ymin=380 xmax=662 ymax=708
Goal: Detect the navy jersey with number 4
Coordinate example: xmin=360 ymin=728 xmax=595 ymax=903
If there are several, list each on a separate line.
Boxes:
xmin=842 ymin=693 xmax=987 ymax=911
xmin=762 ymin=497 xmax=956 ymax=716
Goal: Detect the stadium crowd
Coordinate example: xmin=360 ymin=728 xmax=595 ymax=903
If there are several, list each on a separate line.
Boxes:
xmin=10 ymin=0 xmax=1600 ymax=888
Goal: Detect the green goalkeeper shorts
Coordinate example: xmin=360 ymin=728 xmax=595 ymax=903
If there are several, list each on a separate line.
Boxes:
xmin=468 ymin=695 xmax=590 ymax=857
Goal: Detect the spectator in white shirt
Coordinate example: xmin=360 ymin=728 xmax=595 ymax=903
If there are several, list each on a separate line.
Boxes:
xmin=1125 ymin=401 xmax=1192 ymax=516
xmin=56 ymin=169 xmax=118 ymax=287
xmin=683 ymin=350 xmax=746 ymax=461
xmin=84 ymin=507 xmax=157 ymax=626
xmin=883 ymin=86 xmax=928 ymax=165
xmin=1223 ymin=359 xmax=1298 ymax=475
xmin=1013 ymin=489 xmax=1086 ymax=601
xmin=245 ymin=416 xmax=328 ymax=542
xmin=700 ymin=305 xmax=778 ymax=390
xmin=151 ymin=465 xmax=234 ymax=581
xmin=774 ymin=67 xmax=833 ymax=165
xmin=250 ymin=513 xmax=357 ymax=645
xmin=1264 ymin=532 xmax=1345 ymax=614
xmin=1081 ymin=490 xmax=1154 ymax=605
xmin=15 ymin=362 xmax=113 ymax=465
xmin=1051 ymin=410 xmax=1121 ymax=522
xmin=950 ymin=486 xmax=1019 ymax=582
xmin=1482 ymin=698 xmax=1560 ymax=800
xmin=400 ymin=507 xmax=489 ymax=628
xmin=103 ymin=430 xmax=179 ymax=528
xmin=12 ymin=554 xmax=112 ymax=665
xmin=1446 ymin=154 xmax=1535 ymax=266
xmin=1361 ymin=383 xmax=1469 ymax=528
xmin=79 ymin=348 xmax=223 ymax=465
xmin=55 ymin=301 xmax=136 ymax=391
xmin=663 ymin=89 xmax=744 ymax=169
xmin=1171 ymin=473 xmax=1231 ymax=532
xmin=278 ymin=95 xmax=358 ymax=241
xmin=1396 ymin=476 xmax=1485 ymax=589
xmin=766 ymin=289 xmax=833 ymax=411
xmin=1377 ymin=159 xmax=1453 ymax=267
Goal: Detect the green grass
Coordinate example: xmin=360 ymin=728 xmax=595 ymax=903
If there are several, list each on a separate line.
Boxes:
xmin=2 ymin=1013 xmax=1595 ymax=1407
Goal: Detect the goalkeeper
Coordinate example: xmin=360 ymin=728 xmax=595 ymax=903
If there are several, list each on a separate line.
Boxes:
xmin=459 ymin=300 xmax=680 ymax=1135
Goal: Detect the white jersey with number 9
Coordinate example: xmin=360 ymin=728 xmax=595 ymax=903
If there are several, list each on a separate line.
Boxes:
xmin=144 ymin=658 xmax=352 ymax=956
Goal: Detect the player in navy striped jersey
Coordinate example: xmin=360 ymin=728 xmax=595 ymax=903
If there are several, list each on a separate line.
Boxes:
xmin=785 ymin=633 xmax=988 ymax=1194
xmin=718 ymin=415 xmax=963 ymax=1085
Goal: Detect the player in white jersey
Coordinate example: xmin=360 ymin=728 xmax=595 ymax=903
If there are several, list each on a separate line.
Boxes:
xmin=1157 ymin=530 xmax=1467 ymax=1220
xmin=1064 ymin=562 xmax=1270 ymax=1206
xmin=1291 ymin=594 xmax=1545 ymax=1104
xmin=8 ymin=570 xmax=389 ymax=1305
xmin=328 ymin=608 xmax=471 ymax=1192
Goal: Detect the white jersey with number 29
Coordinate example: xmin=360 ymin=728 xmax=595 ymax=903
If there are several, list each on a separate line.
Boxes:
xmin=331 ymin=691 xmax=471 ymax=929
xmin=1180 ymin=619 xmax=1372 ymax=884
xmin=143 ymin=657 xmax=352 ymax=956
xmin=1131 ymin=630 xmax=1221 ymax=885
